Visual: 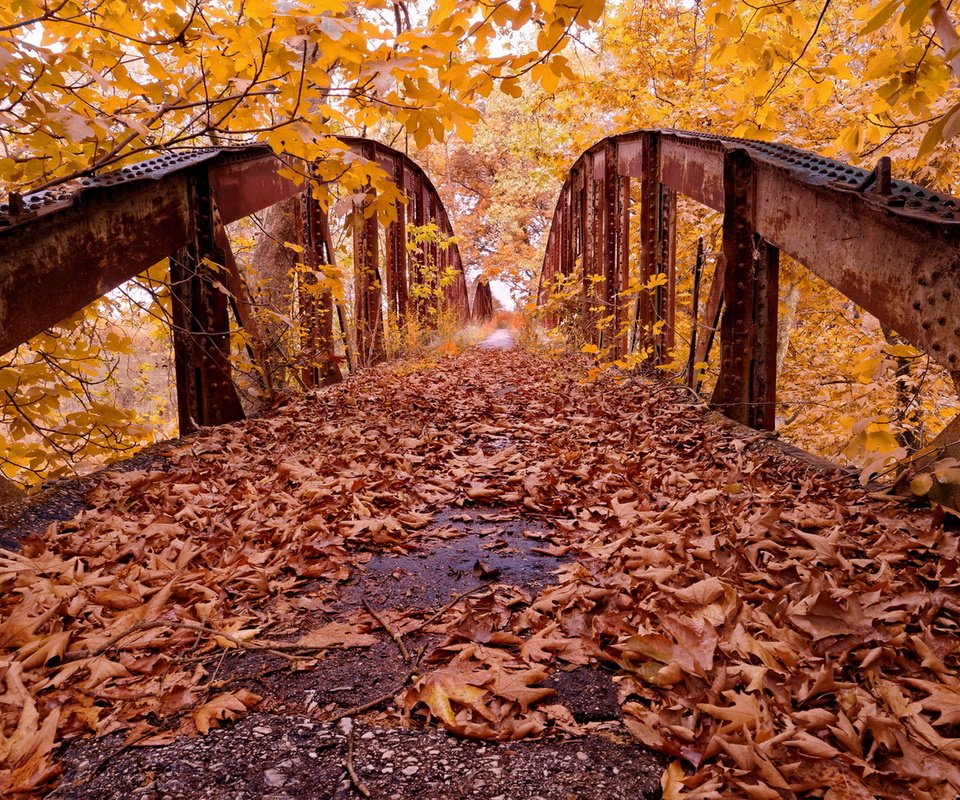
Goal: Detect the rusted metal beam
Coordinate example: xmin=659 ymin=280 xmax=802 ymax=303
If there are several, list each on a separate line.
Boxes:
xmin=353 ymin=182 xmax=386 ymax=368
xmin=638 ymin=132 xmax=679 ymax=362
xmin=617 ymin=169 xmax=631 ymax=358
xmin=750 ymin=161 xmax=960 ymax=374
xmin=386 ymin=160 xmax=409 ymax=330
xmin=207 ymin=152 xmax=301 ymax=224
xmin=711 ymin=149 xmax=779 ymax=431
xmin=169 ymin=174 xmax=245 ymax=433
xmin=600 ymin=141 xmax=619 ymax=355
xmin=658 ymin=134 xmax=724 ymax=212
xmin=473 ymin=280 xmax=495 ymax=321
xmin=637 ymin=133 xmax=657 ymax=355
xmin=0 ymin=176 xmax=192 ymax=356
xmin=658 ymin=184 xmax=678 ymax=356
xmin=297 ymin=190 xmax=343 ymax=387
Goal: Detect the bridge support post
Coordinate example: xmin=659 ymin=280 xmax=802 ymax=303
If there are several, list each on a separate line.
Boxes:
xmin=353 ymin=191 xmax=385 ymax=368
xmin=601 ymin=140 xmax=629 ymax=357
xmin=639 ymin=133 xmax=676 ymax=363
xmin=386 ymin=161 xmax=408 ymax=333
xmin=585 ymin=153 xmax=603 ymax=349
xmin=170 ymin=172 xmax=245 ymax=434
xmin=712 ymin=149 xmax=779 ymax=430
xmin=297 ymin=189 xmax=342 ymax=387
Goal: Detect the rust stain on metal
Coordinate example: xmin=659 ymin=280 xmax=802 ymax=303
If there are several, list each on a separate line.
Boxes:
xmin=537 ymin=127 xmax=960 ymax=430
xmin=0 ymin=137 xmax=469 ymax=434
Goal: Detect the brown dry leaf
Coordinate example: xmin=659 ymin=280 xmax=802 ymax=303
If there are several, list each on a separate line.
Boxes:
xmin=91 ymin=589 xmax=143 ymax=611
xmin=472 ymin=560 xmax=502 ymax=580
xmin=405 ymin=664 xmax=494 ymax=727
xmin=489 ymin=663 xmax=554 ymax=712
xmin=1 ymin=347 xmax=959 ymax=799
xmin=659 ymin=761 xmax=687 ymax=800
xmin=789 ymin=591 xmax=873 ymax=641
xmin=192 ymin=689 xmax=261 ymax=735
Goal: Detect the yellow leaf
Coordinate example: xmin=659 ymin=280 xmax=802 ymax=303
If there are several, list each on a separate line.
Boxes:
xmin=910 ymin=472 xmax=934 ymax=496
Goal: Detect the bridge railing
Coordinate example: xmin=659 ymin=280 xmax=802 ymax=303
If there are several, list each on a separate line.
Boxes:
xmin=539 ymin=129 xmax=960 ymax=436
xmin=0 ymin=139 xmax=468 ymax=434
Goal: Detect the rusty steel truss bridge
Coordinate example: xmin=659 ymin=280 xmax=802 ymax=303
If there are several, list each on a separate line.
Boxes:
xmin=538 ymin=129 xmax=960 ymax=449
xmin=0 ymin=138 xmax=469 ymax=434
xmin=1 ymin=129 xmax=959 ymax=471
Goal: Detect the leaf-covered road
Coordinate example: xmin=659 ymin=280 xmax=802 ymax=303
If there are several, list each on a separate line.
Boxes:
xmin=1 ymin=345 xmax=958 ymax=799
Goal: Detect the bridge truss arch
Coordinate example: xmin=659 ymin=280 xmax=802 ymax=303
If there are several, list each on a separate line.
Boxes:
xmin=539 ymin=129 xmax=960 ymax=435
xmin=0 ymin=139 xmax=469 ymax=434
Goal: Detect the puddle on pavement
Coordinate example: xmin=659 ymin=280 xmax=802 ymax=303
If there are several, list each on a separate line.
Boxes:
xmin=338 ymin=508 xmax=567 ymax=610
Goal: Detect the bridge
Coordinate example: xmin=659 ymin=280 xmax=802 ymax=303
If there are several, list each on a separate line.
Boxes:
xmin=0 ymin=138 xmax=470 ymax=434
xmin=0 ymin=133 xmax=959 ymax=799
xmin=4 ymin=129 xmax=958 ymax=449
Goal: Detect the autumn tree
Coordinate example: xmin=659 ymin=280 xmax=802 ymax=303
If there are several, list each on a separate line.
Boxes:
xmin=0 ymin=0 xmax=600 ymax=485
xmin=515 ymin=0 xmax=960 ymax=470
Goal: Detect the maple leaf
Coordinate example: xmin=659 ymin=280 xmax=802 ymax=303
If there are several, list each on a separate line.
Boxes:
xmin=490 ymin=663 xmax=554 ymax=712
xmin=904 ymin=678 xmax=960 ymax=726
xmin=192 ymin=689 xmax=260 ymax=735
xmin=519 ymin=623 xmax=570 ymax=663
xmin=405 ymin=663 xmax=494 ymax=727
xmin=788 ymin=591 xmax=873 ymax=642
xmin=697 ymin=690 xmax=763 ymax=732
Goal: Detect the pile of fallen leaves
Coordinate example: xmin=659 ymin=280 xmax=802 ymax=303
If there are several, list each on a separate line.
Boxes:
xmin=1 ymin=346 xmax=958 ymax=798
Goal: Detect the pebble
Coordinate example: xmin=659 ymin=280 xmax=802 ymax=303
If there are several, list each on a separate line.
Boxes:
xmin=361 ymin=731 xmax=375 ymax=740
xmin=253 ymin=726 xmax=273 ymax=736
xmin=576 ymin=751 xmax=589 ymax=761
xmin=264 ymin=769 xmax=286 ymax=787
xmin=382 ymin=749 xmax=395 ymax=759
xmin=401 ymin=765 xmax=419 ymax=776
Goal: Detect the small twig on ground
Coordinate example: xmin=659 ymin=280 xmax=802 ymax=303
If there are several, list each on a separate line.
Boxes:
xmin=65 ymin=620 xmax=277 ymax=662
xmin=63 ymin=619 xmax=358 ymax=664
xmin=362 ymin=598 xmax=411 ymax=661
xmin=406 ymin=585 xmax=489 ymax=635
xmin=340 ymin=718 xmax=371 ymax=798
xmin=326 ymin=667 xmax=418 ymax=723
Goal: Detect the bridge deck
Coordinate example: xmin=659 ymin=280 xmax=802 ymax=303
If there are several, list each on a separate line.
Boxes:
xmin=1 ymin=345 xmax=953 ymax=799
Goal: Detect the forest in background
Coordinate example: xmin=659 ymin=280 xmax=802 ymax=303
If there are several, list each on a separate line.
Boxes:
xmin=1 ymin=0 xmax=960 ymax=488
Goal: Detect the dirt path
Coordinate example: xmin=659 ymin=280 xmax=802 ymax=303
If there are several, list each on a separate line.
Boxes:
xmin=1 ymin=346 xmax=957 ymax=799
